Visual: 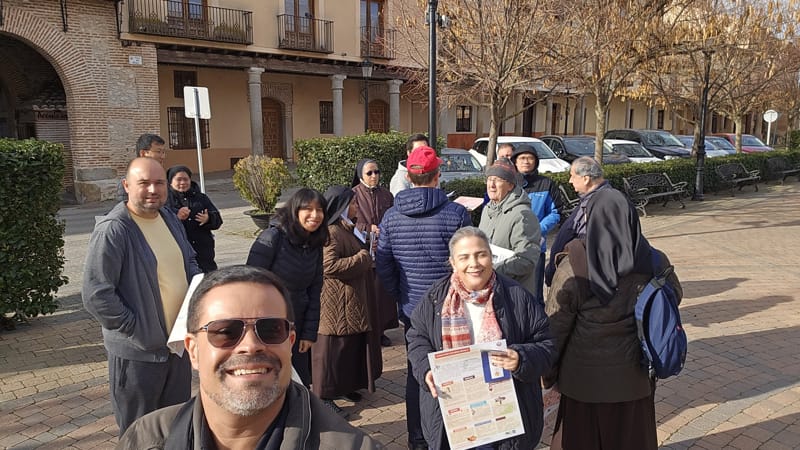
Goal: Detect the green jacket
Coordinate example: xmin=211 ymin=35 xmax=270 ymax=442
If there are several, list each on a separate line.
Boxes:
xmin=117 ymin=382 xmax=381 ymax=450
xmin=479 ymin=186 xmax=541 ymax=294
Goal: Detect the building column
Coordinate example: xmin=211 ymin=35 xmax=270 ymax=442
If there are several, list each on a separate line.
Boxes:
xmin=573 ymin=96 xmax=585 ymax=135
xmin=248 ymin=67 xmax=266 ymax=156
xmin=545 ymin=96 xmax=553 ymax=135
xmin=625 ymin=99 xmax=632 ymax=128
xmin=387 ymin=79 xmax=403 ymax=131
xmin=283 ymin=104 xmax=295 ymax=161
xmin=513 ymin=91 xmax=524 ymax=134
xmin=330 ymin=74 xmax=347 ymax=136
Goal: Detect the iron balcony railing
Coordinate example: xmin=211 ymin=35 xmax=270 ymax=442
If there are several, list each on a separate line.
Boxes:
xmin=277 ymin=14 xmax=334 ymax=53
xmin=128 ymin=0 xmax=253 ymax=45
xmin=361 ymin=26 xmax=396 ymax=59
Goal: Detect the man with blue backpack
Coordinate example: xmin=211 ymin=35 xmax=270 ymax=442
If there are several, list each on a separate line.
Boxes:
xmin=543 ymin=157 xmax=684 ymax=450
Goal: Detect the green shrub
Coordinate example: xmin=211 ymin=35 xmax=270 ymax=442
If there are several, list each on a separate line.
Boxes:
xmin=232 ymin=156 xmax=292 ymax=214
xmin=295 ymin=132 xmax=434 ymax=192
xmin=789 ymin=130 xmax=800 ymax=151
xmin=0 ymin=139 xmax=68 ymax=322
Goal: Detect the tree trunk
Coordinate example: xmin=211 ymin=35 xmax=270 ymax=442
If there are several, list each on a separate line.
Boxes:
xmin=734 ymin=116 xmax=744 ymax=153
xmin=593 ymin=93 xmax=608 ymax=163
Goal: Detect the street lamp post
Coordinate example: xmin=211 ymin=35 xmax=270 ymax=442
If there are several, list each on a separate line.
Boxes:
xmin=693 ymin=50 xmax=713 ymax=201
xmin=428 ymin=0 xmax=438 ymax=148
xmin=362 ymin=59 xmax=373 ymax=133
xmin=564 ymin=90 xmax=570 ymax=135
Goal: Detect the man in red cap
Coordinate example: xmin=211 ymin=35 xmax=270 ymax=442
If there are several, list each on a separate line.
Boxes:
xmin=376 ymin=145 xmax=471 ymax=450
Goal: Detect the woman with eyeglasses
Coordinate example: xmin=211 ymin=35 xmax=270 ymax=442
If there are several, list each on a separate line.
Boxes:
xmin=246 ymin=188 xmax=329 ymax=388
xmin=310 ymin=186 xmax=378 ymax=416
xmin=351 ymin=159 xmax=398 ymax=348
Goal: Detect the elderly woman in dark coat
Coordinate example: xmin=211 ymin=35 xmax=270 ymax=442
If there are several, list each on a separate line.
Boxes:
xmin=246 ymin=188 xmax=328 ymax=387
xmin=544 ymin=156 xmax=682 ymax=450
xmin=407 ymin=227 xmax=557 ymax=450
xmin=311 ymin=186 xmax=379 ymax=415
xmin=351 ymin=158 xmax=398 ymax=347
xmin=165 ymin=165 xmax=223 ymax=272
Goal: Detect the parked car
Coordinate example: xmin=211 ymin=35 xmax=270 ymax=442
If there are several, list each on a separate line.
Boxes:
xmin=712 ymin=133 xmax=773 ymax=153
xmin=438 ymin=148 xmax=485 ymax=184
xmin=705 ymin=136 xmax=737 ymax=155
xmin=604 ymin=129 xmax=691 ymax=159
xmin=676 ymin=135 xmax=730 ymax=158
xmin=540 ymin=135 xmax=631 ymax=164
xmin=603 ymin=139 xmax=662 ymax=163
xmin=470 ymin=136 xmax=571 ymax=173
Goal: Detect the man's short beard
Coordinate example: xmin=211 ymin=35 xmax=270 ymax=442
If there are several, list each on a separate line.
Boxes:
xmin=209 ymin=354 xmax=288 ymax=416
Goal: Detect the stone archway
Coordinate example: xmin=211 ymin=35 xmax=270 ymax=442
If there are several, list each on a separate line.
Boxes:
xmin=262 ymin=98 xmax=285 ymax=159
xmin=261 ymin=82 xmax=294 ymax=160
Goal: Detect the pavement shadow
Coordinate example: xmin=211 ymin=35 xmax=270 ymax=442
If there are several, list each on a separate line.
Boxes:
xmin=680 ymin=277 xmax=748 ymax=299
xmin=656 ymin=325 xmax=800 ymax=423
xmin=681 ymin=295 xmax=793 ymax=328
xmin=662 ymin=412 xmax=800 ymax=449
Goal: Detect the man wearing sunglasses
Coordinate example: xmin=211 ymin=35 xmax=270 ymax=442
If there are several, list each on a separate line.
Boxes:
xmin=118 ymin=265 xmax=378 ymax=449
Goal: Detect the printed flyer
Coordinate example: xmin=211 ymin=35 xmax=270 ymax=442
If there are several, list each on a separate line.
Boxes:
xmin=427 ymin=339 xmax=524 ymax=450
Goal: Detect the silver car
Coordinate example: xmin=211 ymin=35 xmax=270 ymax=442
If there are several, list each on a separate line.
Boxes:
xmin=438 ymin=148 xmax=485 ymax=184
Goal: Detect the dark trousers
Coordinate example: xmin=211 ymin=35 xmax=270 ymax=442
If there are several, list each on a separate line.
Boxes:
xmin=292 ymin=337 xmax=312 ymax=387
xmin=401 ymin=314 xmax=426 ymax=446
xmin=535 ymin=251 xmax=546 ymax=304
xmin=108 ymin=352 xmax=191 ymax=436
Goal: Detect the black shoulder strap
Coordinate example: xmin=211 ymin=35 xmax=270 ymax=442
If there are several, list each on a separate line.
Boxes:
xmin=164 ymin=397 xmax=196 ymax=450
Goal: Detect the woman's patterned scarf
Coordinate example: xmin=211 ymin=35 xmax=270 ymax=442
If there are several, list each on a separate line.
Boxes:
xmin=441 ymin=272 xmax=502 ymax=349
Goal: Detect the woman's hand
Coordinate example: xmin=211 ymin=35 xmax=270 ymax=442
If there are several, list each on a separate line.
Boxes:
xmin=424 ymin=370 xmax=438 ymax=398
xmin=195 ymin=209 xmax=209 ymax=225
xmin=490 ymin=348 xmax=520 ymax=372
xmin=298 ymin=339 xmax=313 ymax=353
xmin=370 ymin=224 xmax=380 ymax=234
xmin=177 ymin=207 xmax=191 ymax=221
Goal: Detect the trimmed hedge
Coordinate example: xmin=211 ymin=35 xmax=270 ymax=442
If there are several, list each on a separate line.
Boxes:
xmin=294 ymin=132 xmax=444 ymax=192
xmin=443 ymin=150 xmax=800 ymax=209
xmin=0 ymin=139 xmax=68 ymax=322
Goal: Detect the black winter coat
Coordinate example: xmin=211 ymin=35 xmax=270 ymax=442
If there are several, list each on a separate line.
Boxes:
xmin=166 ymin=182 xmax=222 ymax=273
xmin=407 ymin=273 xmax=557 ymax=450
xmin=246 ymin=226 xmax=324 ymax=342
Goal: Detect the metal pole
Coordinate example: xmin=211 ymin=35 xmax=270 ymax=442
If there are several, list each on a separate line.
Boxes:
xmin=564 ymin=92 xmax=570 ymax=135
xmin=693 ymin=50 xmax=712 ymax=201
xmin=364 ymin=79 xmax=369 ymax=132
xmin=428 ymin=0 xmax=438 ymax=149
xmin=193 ymin=88 xmax=206 ymax=194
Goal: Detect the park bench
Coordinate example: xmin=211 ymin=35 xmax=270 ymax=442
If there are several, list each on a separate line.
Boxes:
xmin=766 ymin=156 xmax=800 ymax=184
xmin=714 ymin=163 xmax=760 ymax=196
xmin=623 ymin=172 xmax=687 ymax=217
xmin=558 ymin=184 xmax=580 ymax=222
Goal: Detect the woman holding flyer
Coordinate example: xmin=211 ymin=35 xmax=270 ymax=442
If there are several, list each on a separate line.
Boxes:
xmin=407 ymin=227 xmax=557 ymax=450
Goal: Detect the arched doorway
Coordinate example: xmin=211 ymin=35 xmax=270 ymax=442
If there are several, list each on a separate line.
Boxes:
xmin=368 ymin=99 xmax=388 ymax=132
xmin=262 ymin=98 xmax=284 ymax=158
xmin=0 ymin=35 xmax=73 ymax=198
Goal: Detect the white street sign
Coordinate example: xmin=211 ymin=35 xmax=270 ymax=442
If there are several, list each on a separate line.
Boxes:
xmin=763 ymin=109 xmax=778 ymax=123
xmin=183 ymin=86 xmax=211 ymax=193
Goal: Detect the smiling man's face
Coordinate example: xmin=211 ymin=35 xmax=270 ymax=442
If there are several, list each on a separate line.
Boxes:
xmin=186 ymin=282 xmax=296 ymax=417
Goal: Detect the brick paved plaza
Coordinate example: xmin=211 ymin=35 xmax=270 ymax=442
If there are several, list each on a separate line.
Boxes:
xmin=1 ymin=179 xmax=799 ymax=449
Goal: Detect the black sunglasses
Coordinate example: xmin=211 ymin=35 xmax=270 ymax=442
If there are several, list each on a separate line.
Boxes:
xmin=194 ymin=318 xmax=293 ymax=348
xmin=365 ymin=170 xmax=381 ymax=176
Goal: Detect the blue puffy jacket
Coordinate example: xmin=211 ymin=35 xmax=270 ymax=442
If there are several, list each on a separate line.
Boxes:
xmin=375 ymin=187 xmax=472 ymax=318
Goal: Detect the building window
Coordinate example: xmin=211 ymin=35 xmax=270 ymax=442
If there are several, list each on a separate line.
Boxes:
xmin=456 ymin=105 xmax=472 ymax=132
xmin=174 ymin=71 xmax=197 ymax=98
xmin=657 ymin=110 xmax=665 ymax=129
xmin=319 ymin=101 xmax=333 ymax=134
xmin=168 ymin=107 xmax=210 ymax=149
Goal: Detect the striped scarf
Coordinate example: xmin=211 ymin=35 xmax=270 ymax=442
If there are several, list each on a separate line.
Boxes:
xmin=441 ymin=272 xmax=503 ymax=349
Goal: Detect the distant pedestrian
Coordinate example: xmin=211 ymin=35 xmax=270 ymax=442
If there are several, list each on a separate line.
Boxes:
xmin=351 ymin=158 xmax=397 ymax=346
xmin=246 ymin=188 xmax=328 ymax=387
xmin=312 ymin=186 xmax=377 ymax=416
xmin=83 ymin=157 xmax=200 ymax=435
xmin=166 ymin=165 xmax=222 ymax=273
xmin=545 ymin=157 xmax=682 ymax=450
xmin=376 ymin=145 xmax=471 ymax=450
xmin=389 ymin=133 xmax=430 ymax=196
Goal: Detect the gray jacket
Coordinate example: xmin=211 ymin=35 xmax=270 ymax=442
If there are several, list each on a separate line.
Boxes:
xmin=479 ymin=186 xmax=541 ymax=294
xmin=117 ymin=382 xmax=381 ymax=449
xmin=82 ymin=202 xmax=200 ymax=362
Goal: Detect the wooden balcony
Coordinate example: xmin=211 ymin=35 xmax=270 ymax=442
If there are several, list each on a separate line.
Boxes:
xmin=128 ymin=0 xmax=253 ymax=45
xmin=361 ymin=26 xmax=396 ymax=60
xmin=277 ymin=14 xmax=334 ymax=54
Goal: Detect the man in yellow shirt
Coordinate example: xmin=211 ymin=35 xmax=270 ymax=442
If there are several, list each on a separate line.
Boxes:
xmin=83 ymin=157 xmax=201 ymax=435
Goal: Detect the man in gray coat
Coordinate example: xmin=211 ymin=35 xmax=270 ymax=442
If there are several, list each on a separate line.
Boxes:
xmin=478 ymin=158 xmax=541 ymax=294
xmin=83 ymin=157 xmax=201 ymax=435
xmin=118 ymin=265 xmax=378 ymax=450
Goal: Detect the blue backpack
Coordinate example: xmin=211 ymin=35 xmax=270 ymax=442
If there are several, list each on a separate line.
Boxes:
xmin=634 ymin=250 xmax=687 ymax=379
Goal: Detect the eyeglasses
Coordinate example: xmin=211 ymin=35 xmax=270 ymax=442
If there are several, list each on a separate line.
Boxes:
xmin=194 ymin=318 xmax=293 ymax=348
xmin=516 ymin=155 xmax=536 ymax=162
xmin=365 ymin=170 xmax=381 ymax=176
xmin=146 ymin=149 xmax=167 ymax=156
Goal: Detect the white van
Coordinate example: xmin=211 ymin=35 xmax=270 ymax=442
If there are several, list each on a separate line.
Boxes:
xmin=471 ymin=136 xmax=571 ymax=173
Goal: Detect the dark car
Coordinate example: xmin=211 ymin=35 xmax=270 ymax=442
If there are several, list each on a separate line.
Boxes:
xmin=604 ymin=129 xmax=691 ymax=159
xmin=712 ymin=133 xmax=773 ymax=153
xmin=540 ymin=135 xmax=630 ymax=164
